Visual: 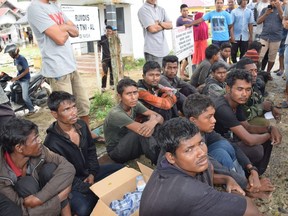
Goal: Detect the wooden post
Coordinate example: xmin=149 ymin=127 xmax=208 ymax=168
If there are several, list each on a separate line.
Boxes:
xmin=109 ymin=32 xmax=123 ymax=88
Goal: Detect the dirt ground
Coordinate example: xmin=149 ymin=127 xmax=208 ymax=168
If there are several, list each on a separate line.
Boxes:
xmin=22 ymin=69 xmax=288 ymax=216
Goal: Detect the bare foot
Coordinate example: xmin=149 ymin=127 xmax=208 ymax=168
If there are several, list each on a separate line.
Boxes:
xmin=246 ymin=191 xmax=273 ymax=199
xmin=258 ymin=178 xmax=275 ymax=192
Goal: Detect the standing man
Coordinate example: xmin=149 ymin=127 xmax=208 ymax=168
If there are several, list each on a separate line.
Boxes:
xmin=27 ymin=0 xmax=91 ymax=130
xmin=230 ymin=0 xmax=254 ymax=63
xmin=226 ymin=0 xmax=236 ymax=13
xmin=186 ymin=0 xmax=232 ymax=47
xmin=98 ymin=25 xmax=114 ymax=92
xmin=138 ymin=0 xmax=173 ymax=66
xmin=257 ymin=0 xmax=284 ymax=73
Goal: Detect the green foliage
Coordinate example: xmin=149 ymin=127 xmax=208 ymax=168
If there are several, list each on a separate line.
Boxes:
xmin=90 ymin=92 xmax=116 ymax=121
xmin=123 ymin=57 xmax=145 ymax=71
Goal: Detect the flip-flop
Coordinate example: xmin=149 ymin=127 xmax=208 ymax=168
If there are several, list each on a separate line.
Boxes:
xmin=276 ymin=101 xmax=288 ymax=108
xmin=273 ymin=69 xmax=280 ymax=73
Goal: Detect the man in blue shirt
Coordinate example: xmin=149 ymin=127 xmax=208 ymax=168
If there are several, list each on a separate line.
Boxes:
xmin=186 ymin=0 xmax=232 ymax=47
xmin=230 ymin=0 xmax=254 ymax=63
xmin=5 ymin=44 xmax=36 ymax=115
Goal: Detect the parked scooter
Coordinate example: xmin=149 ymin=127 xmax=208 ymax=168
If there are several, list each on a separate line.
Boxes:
xmin=0 ymin=71 xmax=51 ymax=113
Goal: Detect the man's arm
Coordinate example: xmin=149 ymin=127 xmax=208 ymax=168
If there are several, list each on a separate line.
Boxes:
xmin=34 ymin=147 xmax=75 ymax=203
xmin=230 ymin=124 xmax=270 ymax=146
xmin=248 ymin=23 xmax=253 ymax=43
xmin=126 ymin=109 xmax=163 ymax=137
xmin=44 ymin=24 xmax=69 ymax=46
xmin=213 ymin=173 xmax=245 ymax=195
xmin=275 ymin=1 xmax=284 ymax=20
xmin=185 ymin=17 xmax=204 ymax=27
xmin=257 ymin=8 xmax=272 ymax=24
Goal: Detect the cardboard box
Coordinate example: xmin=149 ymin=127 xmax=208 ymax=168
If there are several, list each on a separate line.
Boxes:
xmin=90 ymin=162 xmax=153 ymax=216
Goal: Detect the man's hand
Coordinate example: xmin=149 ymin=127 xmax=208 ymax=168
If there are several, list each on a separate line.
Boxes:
xmin=11 ymin=77 xmax=17 ymax=82
xmin=283 ymin=19 xmax=288 ymax=29
xmin=247 ymin=170 xmax=261 ymax=193
xmin=265 ymin=8 xmax=273 ymax=16
xmin=24 ymin=195 xmax=43 ymax=208
xmin=226 ymin=177 xmax=246 ymax=196
xmin=271 ymin=107 xmax=281 ymax=122
xmin=270 ymin=126 xmax=282 ymax=145
xmin=137 ymin=121 xmax=155 ymax=137
xmin=58 ymin=185 xmax=72 ymax=202
xmin=83 ymin=174 xmax=95 ymax=185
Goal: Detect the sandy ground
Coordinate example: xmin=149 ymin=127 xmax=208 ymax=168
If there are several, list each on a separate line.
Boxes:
xmin=21 ymin=68 xmax=288 ymax=215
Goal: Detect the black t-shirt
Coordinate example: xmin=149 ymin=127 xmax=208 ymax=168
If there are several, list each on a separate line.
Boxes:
xmin=213 ymin=96 xmax=247 ymax=138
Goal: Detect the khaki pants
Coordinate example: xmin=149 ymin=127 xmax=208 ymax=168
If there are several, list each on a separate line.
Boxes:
xmin=47 ymin=71 xmax=90 ymax=117
xmin=259 ymin=39 xmax=281 ymax=63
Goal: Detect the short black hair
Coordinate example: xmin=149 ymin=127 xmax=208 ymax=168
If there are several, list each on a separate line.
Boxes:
xmin=162 ymin=55 xmax=178 ymax=68
xmin=157 ymin=117 xmax=199 ymax=155
xmin=117 ymin=78 xmax=138 ymax=95
xmin=143 ymin=61 xmax=161 ymax=75
xmin=205 ymin=44 xmax=220 ymax=60
xmin=248 ymin=41 xmax=262 ymax=53
xmin=106 ymin=25 xmax=113 ymax=30
xmin=183 ymin=94 xmax=215 ymax=119
xmin=0 ymin=118 xmax=38 ymax=154
xmin=226 ymin=69 xmax=252 ymax=88
xmin=220 ymin=42 xmax=232 ymax=50
xmin=235 ymin=57 xmax=255 ymax=70
xmin=215 ymin=0 xmax=224 ymax=3
xmin=180 ymin=4 xmax=188 ymax=10
xmin=47 ymin=91 xmax=76 ymax=112
xmin=211 ymin=62 xmax=227 ymax=72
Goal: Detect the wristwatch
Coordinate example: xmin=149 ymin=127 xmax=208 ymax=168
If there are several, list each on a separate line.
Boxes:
xmin=247 ymin=166 xmax=258 ymax=174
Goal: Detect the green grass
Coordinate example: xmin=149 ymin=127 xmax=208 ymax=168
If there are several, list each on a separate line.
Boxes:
xmin=123 ymin=58 xmax=145 ymax=71
xmin=90 ymin=91 xmax=116 ymax=122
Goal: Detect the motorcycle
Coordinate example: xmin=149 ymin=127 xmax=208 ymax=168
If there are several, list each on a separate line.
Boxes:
xmin=0 ymin=71 xmax=51 ymax=113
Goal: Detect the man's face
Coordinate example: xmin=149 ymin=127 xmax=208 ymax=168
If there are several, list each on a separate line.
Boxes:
xmin=146 ymin=0 xmax=157 ymax=5
xmin=213 ymin=52 xmax=221 ymax=62
xmin=106 ymin=29 xmax=113 ymax=37
xmin=244 ymin=63 xmax=258 ymax=84
xmin=227 ymin=79 xmax=252 ymax=105
xmin=53 ymin=100 xmax=78 ymax=125
xmin=240 ymin=0 xmax=248 ymax=7
xmin=215 ymin=0 xmax=224 ymax=11
xmin=163 ymin=62 xmax=178 ymax=79
xmin=212 ymin=67 xmax=227 ymax=83
xmin=143 ymin=69 xmax=161 ymax=87
xmin=191 ymin=106 xmax=216 ymax=133
xmin=181 ymin=7 xmax=189 ymax=18
xmin=119 ymin=86 xmax=139 ymax=108
xmin=166 ymin=133 xmax=208 ymax=177
xmin=221 ymin=47 xmax=231 ymax=59
xmin=270 ymin=0 xmax=277 ymax=7
xmin=228 ymin=0 xmax=235 ymax=8
xmin=20 ymin=131 xmax=42 ymax=157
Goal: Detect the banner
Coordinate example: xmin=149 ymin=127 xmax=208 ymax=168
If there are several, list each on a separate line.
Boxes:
xmin=171 ymin=26 xmax=194 ymax=61
xmin=61 ymin=5 xmax=100 ymax=43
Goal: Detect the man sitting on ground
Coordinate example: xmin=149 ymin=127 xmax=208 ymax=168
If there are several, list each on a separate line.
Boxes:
xmin=104 ymin=78 xmax=163 ymax=164
xmin=235 ymin=57 xmax=281 ymax=124
xmin=190 ymin=44 xmax=220 ymax=88
xmin=140 ymin=117 xmax=262 ymax=216
xmin=159 ymin=55 xmax=197 ymax=112
xmin=138 ymin=61 xmax=178 ymax=120
xmin=213 ymin=70 xmax=282 ymax=175
xmin=183 ymin=94 xmax=275 ymax=198
xmin=0 ymin=118 xmax=75 ymax=215
xmin=44 ymin=91 xmax=124 ymax=216
xmin=202 ymin=62 xmax=228 ymax=97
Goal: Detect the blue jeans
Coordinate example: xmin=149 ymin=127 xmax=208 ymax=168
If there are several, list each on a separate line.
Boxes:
xmin=212 ymin=40 xmax=230 ymax=48
xmin=208 ymin=140 xmax=236 ymax=170
xmin=19 ymin=79 xmax=34 ymax=112
xmin=284 ymin=45 xmax=288 ymax=84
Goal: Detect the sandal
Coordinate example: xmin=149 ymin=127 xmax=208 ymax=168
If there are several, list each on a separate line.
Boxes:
xmin=276 ymin=101 xmax=288 ymax=108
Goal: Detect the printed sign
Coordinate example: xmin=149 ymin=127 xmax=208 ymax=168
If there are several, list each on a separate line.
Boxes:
xmin=61 ymin=5 xmax=100 ymax=43
xmin=171 ymin=26 xmax=194 ymax=61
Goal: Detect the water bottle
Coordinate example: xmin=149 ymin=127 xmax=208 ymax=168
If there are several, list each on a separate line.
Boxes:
xmin=136 ymin=175 xmax=146 ymax=192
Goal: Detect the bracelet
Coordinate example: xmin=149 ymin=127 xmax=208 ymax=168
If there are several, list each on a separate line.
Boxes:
xmin=267 ymin=125 xmax=272 ymax=133
xmin=247 ymin=166 xmax=258 ymax=174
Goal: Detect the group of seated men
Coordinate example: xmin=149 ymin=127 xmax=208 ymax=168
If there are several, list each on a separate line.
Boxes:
xmin=103 ymin=49 xmax=282 ymax=214
xmin=0 ymin=48 xmax=283 ymax=215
